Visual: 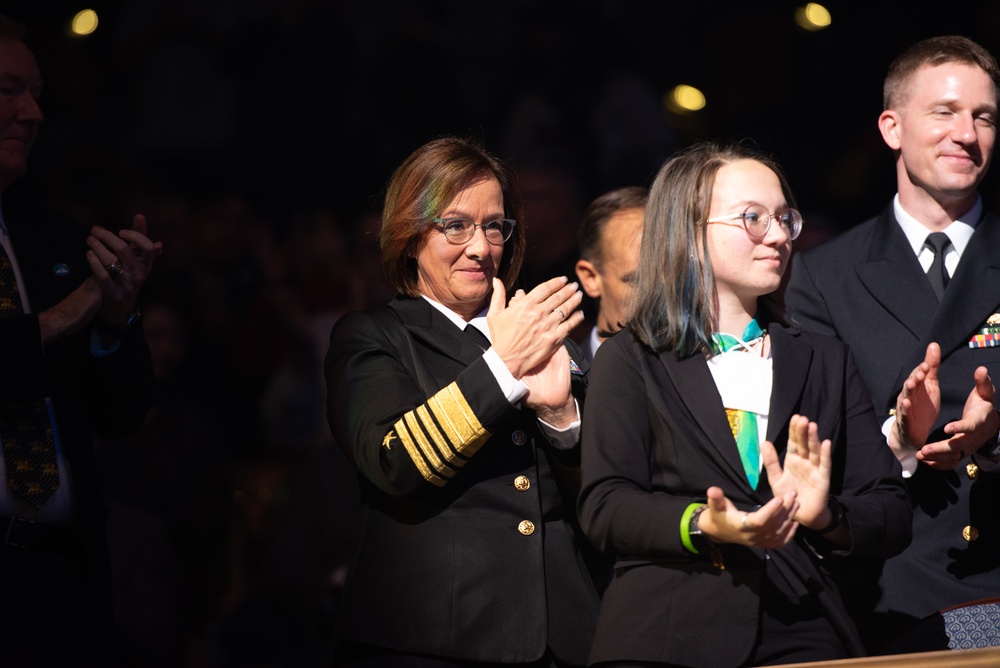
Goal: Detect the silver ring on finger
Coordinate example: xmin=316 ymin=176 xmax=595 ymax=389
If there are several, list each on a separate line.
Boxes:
xmin=741 ymin=513 xmax=750 ymax=530
xmin=553 ymin=307 xmax=565 ymax=321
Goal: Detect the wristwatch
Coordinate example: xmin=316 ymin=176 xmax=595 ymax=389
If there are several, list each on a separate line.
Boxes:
xmin=688 ymin=505 xmax=714 ymax=555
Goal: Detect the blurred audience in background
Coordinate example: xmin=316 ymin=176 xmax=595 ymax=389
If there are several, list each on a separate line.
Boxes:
xmin=6 ymin=0 xmax=1000 ymax=665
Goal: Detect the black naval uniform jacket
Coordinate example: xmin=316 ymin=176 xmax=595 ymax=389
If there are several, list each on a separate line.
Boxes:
xmin=578 ymin=322 xmax=911 ymax=667
xmin=786 ymin=204 xmax=1000 ymax=632
xmin=325 ymin=295 xmax=599 ymax=665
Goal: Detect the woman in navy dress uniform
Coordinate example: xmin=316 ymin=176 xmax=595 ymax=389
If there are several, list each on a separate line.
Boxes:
xmin=326 ymin=137 xmax=599 ymax=667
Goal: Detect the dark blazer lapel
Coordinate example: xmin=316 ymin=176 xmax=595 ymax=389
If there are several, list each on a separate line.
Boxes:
xmin=883 ymin=212 xmax=1000 ymax=395
xmin=856 ymin=207 xmax=937 ymax=340
xmin=388 ymin=296 xmax=487 ymax=367
xmin=766 ymin=325 xmax=812 ymax=447
xmin=923 ymin=212 xmax=1000 ymax=357
xmin=5 ymin=204 xmax=89 ymax=310
xmin=656 ymin=349 xmax=750 ymax=487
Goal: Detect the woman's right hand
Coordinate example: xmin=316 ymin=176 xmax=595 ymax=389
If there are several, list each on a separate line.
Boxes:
xmin=699 ymin=486 xmax=800 ymax=549
xmin=487 ymin=276 xmax=584 ymax=379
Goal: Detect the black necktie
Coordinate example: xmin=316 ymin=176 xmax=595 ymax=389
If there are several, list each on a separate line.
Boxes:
xmin=925 ymin=232 xmax=952 ymax=301
xmin=464 ymin=324 xmax=491 ymax=350
xmin=0 ymin=242 xmax=60 ymax=508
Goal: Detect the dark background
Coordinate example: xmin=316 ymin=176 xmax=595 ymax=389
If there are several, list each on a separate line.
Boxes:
xmin=4 ymin=2 xmax=1000 ymax=667
xmin=8 ymin=1 xmax=1000 ymax=234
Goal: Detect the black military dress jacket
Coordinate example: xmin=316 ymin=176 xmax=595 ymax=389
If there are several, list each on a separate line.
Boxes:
xmin=325 ymin=295 xmax=599 ymax=665
xmin=786 ymin=204 xmax=1000 ymax=634
xmin=578 ymin=322 xmax=911 ymax=667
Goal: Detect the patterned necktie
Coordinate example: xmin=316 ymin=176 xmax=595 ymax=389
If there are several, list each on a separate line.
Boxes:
xmin=925 ymin=232 xmax=952 ymax=301
xmin=710 ymin=319 xmax=764 ymax=489
xmin=0 ymin=241 xmax=60 ymax=508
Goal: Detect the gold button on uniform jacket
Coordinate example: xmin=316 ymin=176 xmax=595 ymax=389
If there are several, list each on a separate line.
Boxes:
xmin=325 ymin=296 xmax=599 ymax=665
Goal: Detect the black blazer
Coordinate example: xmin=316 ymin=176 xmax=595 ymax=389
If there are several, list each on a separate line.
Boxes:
xmin=0 ymin=191 xmax=156 ymax=604
xmin=1 ymin=192 xmax=155 ymax=499
xmin=578 ymin=323 xmax=910 ymax=667
xmin=325 ymin=295 xmax=599 ymax=665
xmin=786 ymin=204 xmax=1000 ymax=625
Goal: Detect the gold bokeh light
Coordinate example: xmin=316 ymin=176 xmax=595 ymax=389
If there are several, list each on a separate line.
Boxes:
xmin=71 ymin=9 xmax=99 ymax=36
xmin=665 ymin=85 xmax=706 ymax=114
xmin=795 ymin=3 xmax=831 ymax=31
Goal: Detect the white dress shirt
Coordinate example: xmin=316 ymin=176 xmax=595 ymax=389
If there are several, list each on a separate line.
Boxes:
xmin=421 ymin=295 xmax=581 ymax=449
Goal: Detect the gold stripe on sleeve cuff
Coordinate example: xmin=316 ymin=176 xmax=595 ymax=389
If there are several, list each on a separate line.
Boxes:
xmin=416 ymin=404 xmax=464 ymax=470
xmin=393 ymin=419 xmax=448 ymax=487
xmin=404 ymin=410 xmax=456 ymax=480
xmin=429 ymin=382 xmax=491 ymax=458
xmin=392 ymin=382 xmax=490 ymax=486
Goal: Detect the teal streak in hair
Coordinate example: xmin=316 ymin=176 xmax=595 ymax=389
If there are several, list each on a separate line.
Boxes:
xmin=678 ymin=264 xmax=698 ymax=355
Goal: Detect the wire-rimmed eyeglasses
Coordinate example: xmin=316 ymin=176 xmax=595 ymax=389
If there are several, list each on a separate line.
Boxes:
xmin=432 ymin=217 xmax=516 ymax=246
xmin=706 ymin=205 xmax=802 ymax=241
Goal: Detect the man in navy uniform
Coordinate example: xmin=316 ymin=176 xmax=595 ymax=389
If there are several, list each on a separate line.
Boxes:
xmin=786 ymin=35 xmax=1000 ymax=650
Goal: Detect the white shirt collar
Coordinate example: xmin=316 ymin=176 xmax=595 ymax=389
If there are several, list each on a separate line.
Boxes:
xmin=893 ymin=193 xmax=980 ymax=260
xmin=420 ymin=295 xmax=492 ymax=342
xmin=588 ymin=325 xmax=602 ymax=356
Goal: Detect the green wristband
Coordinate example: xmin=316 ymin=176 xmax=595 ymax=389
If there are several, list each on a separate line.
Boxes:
xmin=680 ymin=502 xmax=706 ymax=554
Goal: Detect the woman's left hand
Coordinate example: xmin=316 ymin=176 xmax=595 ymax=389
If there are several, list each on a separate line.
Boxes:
xmin=761 ymin=414 xmax=833 ymax=529
xmin=522 ymin=344 xmax=575 ymax=428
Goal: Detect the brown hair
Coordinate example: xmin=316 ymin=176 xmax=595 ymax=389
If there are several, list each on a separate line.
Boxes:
xmin=380 ymin=136 xmax=525 ymax=297
xmin=578 ymin=186 xmax=648 ymax=269
xmin=631 ymin=141 xmax=795 ymax=357
xmin=884 ymin=35 xmax=1000 ymax=109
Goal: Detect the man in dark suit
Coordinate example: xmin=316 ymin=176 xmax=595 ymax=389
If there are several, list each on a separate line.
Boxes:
xmin=574 ymin=186 xmax=646 ymax=362
xmin=0 ymin=15 xmax=160 ymax=665
xmin=785 ymin=35 xmax=1000 ymax=650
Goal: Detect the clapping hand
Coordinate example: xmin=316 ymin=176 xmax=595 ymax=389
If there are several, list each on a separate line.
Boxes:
xmin=87 ymin=213 xmax=163 ymax=327
xmin=761 ymin=414 xmax=833 ymax=530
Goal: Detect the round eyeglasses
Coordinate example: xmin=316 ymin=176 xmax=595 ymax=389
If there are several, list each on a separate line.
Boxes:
xmin=432 ymin=217 xmax=516 ymax=246
xmin=706 ymin=205 xmax=802 ymax=241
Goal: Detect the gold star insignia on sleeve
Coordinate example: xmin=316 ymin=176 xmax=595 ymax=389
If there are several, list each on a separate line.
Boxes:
xmin=382 ymin=431 xmax=397 ymax=449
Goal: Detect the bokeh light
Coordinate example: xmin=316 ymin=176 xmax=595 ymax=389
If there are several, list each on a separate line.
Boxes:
xmin=796 ymin=3 xmax=831 ymax=31
xmin=665 ymin=85 xmax=707 ymax=114
xmin=70 ymin=9 xmax=99 ymax=36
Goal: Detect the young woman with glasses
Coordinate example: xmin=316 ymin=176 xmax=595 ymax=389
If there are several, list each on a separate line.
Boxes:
xmin=577 ymin=141 xmax=915 ymax=667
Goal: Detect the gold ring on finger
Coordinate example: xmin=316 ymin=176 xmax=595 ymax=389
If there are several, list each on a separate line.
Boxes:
xmin=105 ymin=262 xmax=124 ymax=279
